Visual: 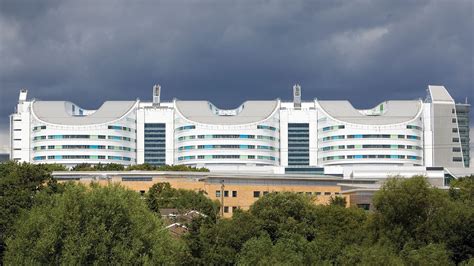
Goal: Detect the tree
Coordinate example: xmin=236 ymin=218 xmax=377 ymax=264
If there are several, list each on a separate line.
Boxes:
xmin=449 ymin=175 xmax=474 ymax=203
xmin=237 ymin=233 xmax=308 ymax=265
xmin=337 ymin=244 xmax=403 ymax=265
xmin=401 ymin=243 xmax=452 ymax=266
xmin=370 ymin=176 xmax=450 ymax=249
xmin=71 ymin=163 xmax=125 ymax=171
xmin=192 ymin=210 xmax=263 ymax=265
xmin=249 ymin=192 xmax=315 ymax=241
xmin=0 ymin=161 xmax=61 ymax=261
xmin=329 ymin=195 xmax=347 ymax=207
xmin=4 ymin=183 xmax=184 ymax=264
xmin=369 ymin=175 xmax=472 ymax=264
xmin=146 ymin=182 xmax=220 ymax=219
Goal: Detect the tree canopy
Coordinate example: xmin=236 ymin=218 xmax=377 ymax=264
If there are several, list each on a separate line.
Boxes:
xmin=146 ymin=182 xmax=220 ymax=220
xmin=71 ymin=163 xmax=210 ymax=172
xmin=1 ymin=162 xmax=472 ymax=265
xmin=4 ymin=183 xmax=184 ymax=265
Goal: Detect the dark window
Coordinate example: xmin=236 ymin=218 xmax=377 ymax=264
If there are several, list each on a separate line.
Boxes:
xmin=357 ymin=204 xmax=370 ymax=210
xmin=453 ymin=157 xmax=463 ymax=162
xmin=232 ymin=191 xmax=237 ymax=197
xmin=324 ymin=192 xmax=331 ymax=195
xmin=453 ymin=138 xmax=459 ymax=143
xmin=232 ymin=206 xmax=238 ymax=212
xmin=224 ymin=206 xmax=229 ymax=213
xmin=452 ymin=128 xmax=458 ymax=133
xmin=453 ymin=147 xmax=461 ymax=152
xmin=253 ymin=191 xmax=260 ymax=198
xmin=452 ymin=118 xmax=457 ymax=123
xmin=224 ymin=190 xmax=229 ymax=197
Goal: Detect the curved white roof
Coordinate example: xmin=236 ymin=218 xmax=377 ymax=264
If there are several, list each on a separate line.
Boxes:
xmin=318 ymin=100 xmax=422 ymax=125
xmin=32 ymin=101 xmax=137 ymax=125
xmin=175 ymin=100 xmax=279 ymax=125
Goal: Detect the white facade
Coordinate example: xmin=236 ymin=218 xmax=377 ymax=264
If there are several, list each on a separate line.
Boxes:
xmin=9 ymin=85 xmax=470 ymax=172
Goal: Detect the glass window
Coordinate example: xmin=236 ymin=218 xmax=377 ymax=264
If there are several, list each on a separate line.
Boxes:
xmin=224 ymin=191 xmax=229 ymax=197
xmin=232 ymin=191 xmax=237 ymax=197
xmin=215 ymin=190 xmax=221 ymax=197
xmin=224 ymin=206 xmax=229 ymax=213
xmin=253 ymin=191 xmax=260 ymax=198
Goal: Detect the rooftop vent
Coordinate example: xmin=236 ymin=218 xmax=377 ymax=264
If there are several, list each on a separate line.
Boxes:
xmin=19 ymin=89 xmax=28 ymax=103
xmin=293 ymin=84 xmax=301 ymax=108
xmin=153 ymin=84 xmax=161 ymax=106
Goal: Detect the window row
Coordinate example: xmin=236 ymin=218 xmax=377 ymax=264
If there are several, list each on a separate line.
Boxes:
xmin=257 ymin=125 xmax=278 ymax=131
xmin=33 ymin=145 xmax=133 ymax=151
xmin=176 ymin=125 xmax=196 ymax=131
xmin=406 ymin=125 xmax=422 ymax=130
xmin=322 ymin=154 xmax=422 ymax=161
xmin=33 ymin=135 xmax=133 ymax=142
xmin=33 ymin=155 xmax=132 ymax=161
xmin=33 ymin=125 xmax=46 ymax=131
xmin=222 ymin=206 xmax=240 ymax=214
xmin=321 ymin=144 xmax=422 ymax=151
xmin=178 ymin=135 xmax=278 ymax=141
xmin=215 ymin=190 xmax=238 ymax=197
xmin=177 ymin=144 xmax=277 ymax=151
xmin=108 ymin=125 xmax=133 ymax=132
xmin=253 ymin=191 xmax=340 ymax=198
xmin=321 ymin=125 xmax=345 ymax=132
xmin=322 ymin=134 xmax=421 ymax=141
xmin=178 ymin=155 xmax=277 ymax=161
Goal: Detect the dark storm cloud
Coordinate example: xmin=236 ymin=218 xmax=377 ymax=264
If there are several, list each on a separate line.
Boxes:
xmin=0 ymin=0 xmax=472 ymax=131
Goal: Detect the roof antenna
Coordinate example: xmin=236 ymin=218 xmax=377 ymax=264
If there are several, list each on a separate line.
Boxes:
xmin=153 ymin=84 xmax=161 ymax=107
xmin=293 ymin=84 xmax=301 ymax=109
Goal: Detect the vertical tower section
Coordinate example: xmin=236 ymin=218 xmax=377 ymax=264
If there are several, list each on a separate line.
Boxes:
xmin=426 ymin=85 xmax=466 ymax=168
xmin=144 ymin=123 xmax=166 ymax=165
xmin=287 ymin=123 xmax=309 ymax=166
xmin=10 ymin=89 xmax=32 ymax=162
xmin=455 ymin=103 xmax=470 ymax=167
xmin=137 ymin=102 xmax=174 ymax=166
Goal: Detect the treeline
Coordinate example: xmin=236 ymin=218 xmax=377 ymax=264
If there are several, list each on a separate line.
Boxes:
xmin=50 ymin=162 xmax=210 ymax=172
xmin=0 ymin=161 xmax=473 ymax=265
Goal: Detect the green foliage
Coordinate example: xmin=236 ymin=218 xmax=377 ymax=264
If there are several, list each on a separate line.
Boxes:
xmin=71 ymin=163 xmax=125 ymax=171
xmin=146 ymin=182 xmax=220 ymax=219
xmin=449 ymin=175 xmax=474 ymax=203
xmin=370 ymin=176 xmax=449 ymax=248
xmin=4 ymin=183 xmax=184 ymax=265
xmin=401 ymin=243 xmax=453 ymax=266
xmin=329 ymin=195 xmax=347 ymax=207
xmin=370 ymin=175 xmax=473 ymax=264
xmin=71 ymin=163 xmax=210 ymax=172
xmin=249 ymin=192 xmax=315 ymax=241
xmin=1 ymin=163 xmax=472 ymax=265
xmin=0 ymin=161 xmax=59 ymax=261
xmin=237 ymin=233 xmax=309 ymax=265
xmin=337 ymin=244 xmax=404 ymax=265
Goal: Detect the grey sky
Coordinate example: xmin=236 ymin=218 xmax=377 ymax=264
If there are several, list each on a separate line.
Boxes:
xmin=0 ymin=0 xmax=473 ymax=153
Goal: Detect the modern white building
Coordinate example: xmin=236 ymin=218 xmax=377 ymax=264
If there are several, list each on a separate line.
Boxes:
xmin=10 ymin=85 xmax=471 ymax=176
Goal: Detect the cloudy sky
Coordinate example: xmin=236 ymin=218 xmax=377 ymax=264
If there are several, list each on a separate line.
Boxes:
xmin=0 ymin=0 xmax=473 ymax=154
